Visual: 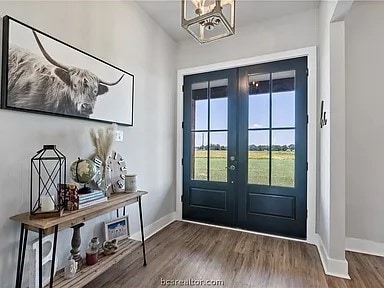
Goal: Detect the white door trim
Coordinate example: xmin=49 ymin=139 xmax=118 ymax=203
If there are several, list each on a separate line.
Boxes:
xmin=176 ymin=46 xmax=317 ymax=244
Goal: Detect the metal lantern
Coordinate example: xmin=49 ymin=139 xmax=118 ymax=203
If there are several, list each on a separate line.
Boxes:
xmin=30 ymin=145 xmax=66 ymax=219
xmin=181 ymin=0 xmax=235 ymax=44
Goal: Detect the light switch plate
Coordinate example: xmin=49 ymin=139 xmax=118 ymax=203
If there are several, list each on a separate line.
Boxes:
xmin=115 ymin=130 xmax=123 ymax=142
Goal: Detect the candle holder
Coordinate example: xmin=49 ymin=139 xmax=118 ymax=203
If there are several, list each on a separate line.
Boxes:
xmin=30 ymin=145 xmax=66 ymax=219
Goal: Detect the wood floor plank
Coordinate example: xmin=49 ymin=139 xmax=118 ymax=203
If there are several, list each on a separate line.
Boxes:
xmin=84 ymin=221 xmax=384 ymax=288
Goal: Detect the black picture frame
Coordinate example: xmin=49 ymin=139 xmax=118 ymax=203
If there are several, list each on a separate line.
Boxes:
xmin=1 ymin=15 xmax=134 ymax=126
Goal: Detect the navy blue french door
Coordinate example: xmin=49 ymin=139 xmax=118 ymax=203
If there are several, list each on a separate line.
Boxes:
xmin=182 ymin=57 xmax=307 ymax=239
xmin=183 ymin=69 xmax=237 ymax=226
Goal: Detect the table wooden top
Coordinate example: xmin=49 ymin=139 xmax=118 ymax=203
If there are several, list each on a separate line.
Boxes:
xmin=10 ymin=191 xmax=147 ymax=234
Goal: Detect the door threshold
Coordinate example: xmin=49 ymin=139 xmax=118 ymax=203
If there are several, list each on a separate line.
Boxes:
xmin=180 ymin=219 xmax=309 ymax=244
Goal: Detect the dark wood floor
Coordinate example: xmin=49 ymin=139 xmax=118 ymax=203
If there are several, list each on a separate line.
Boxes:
xmin=86 ymin=221 xmax=384 ymax=288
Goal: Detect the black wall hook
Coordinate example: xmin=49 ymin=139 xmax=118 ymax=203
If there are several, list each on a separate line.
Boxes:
xmin=320 ymin=100 xmax=328 ymax=128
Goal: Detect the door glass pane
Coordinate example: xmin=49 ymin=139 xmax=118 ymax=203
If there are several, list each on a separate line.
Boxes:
xmin=191 ymin=132 xmax=208 ymax=180
xmin=248 ymin=130 xmax=269 ymax=185
xmin=209 ymin=132 xmax=227 ymax=182
xmin=272 ymin=71 xmax=295 ymax=128
xmin=210 ymin=79 xmax=228 ymax=130
xmin=248 ymin=73 xmax=270 ymax=129
xmin=271 ymin=130 xmax=295 ymax=187
xmin=191 ymin=82 xmax=208 ymax=130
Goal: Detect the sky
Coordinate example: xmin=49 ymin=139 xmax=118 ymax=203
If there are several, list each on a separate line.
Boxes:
xmin=193 ymin=91 xmax=295 ymax=147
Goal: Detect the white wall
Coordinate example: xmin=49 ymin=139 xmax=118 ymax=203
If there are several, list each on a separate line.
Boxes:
xmin=345 ymin=1 xmax=384 ymax=243
xmin=0 ymin=1 xmax=176 ymax=287
xmin=177 ymin=8 xmax=318 ymax=69
xmin=329 ymin=20 xmax=346 ymax=260
xmin=317 ymin=0 xmax=353 ymax=278
xmin=318 ymin=1 xmax=336 ymax=257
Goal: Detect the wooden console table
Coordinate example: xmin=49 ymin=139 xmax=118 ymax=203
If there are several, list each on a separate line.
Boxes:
xmin=10 ymin=191 xmax=148 ymax=288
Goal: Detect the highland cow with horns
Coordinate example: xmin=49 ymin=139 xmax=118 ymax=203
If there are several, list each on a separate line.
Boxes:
xmin=7 ymin=31 xmax=124 ymax=117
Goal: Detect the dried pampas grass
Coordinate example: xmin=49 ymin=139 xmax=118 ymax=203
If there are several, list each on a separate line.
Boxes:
xmin=90 ymin=123 xmax=117 ymax=165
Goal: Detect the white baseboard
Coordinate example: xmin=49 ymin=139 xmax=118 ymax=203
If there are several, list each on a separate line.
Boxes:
xmin=315 ymin=234 xmax=350 ymax=279
xmin=346 ymin=237 xmax=384 ymax=257
xmin=130 ymin=211 xmax=176 ymax=241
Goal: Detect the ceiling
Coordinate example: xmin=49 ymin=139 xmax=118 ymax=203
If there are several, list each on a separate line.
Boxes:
xmin=135 ymin=0 xmax=320 ymax=42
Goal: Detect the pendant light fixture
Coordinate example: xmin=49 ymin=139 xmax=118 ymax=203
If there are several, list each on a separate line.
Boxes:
xmin=181 ymin=0 xmax=235 ymax=44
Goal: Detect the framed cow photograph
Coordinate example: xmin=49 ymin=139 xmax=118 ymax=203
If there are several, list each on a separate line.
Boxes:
xmin=1 ymin=15 xmax=134 ymax=126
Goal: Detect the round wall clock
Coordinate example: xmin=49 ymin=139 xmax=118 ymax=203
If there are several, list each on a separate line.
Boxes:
xmin=92 ymin=150 xmax=127 ymax=192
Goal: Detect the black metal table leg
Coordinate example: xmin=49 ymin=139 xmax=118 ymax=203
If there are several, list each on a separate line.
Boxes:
xmin=39 ymin=229 xmax=43 ymax=288
xmin=138 ymin=196 xmax=147 ymax=266
xmin=19 ymin=228 xmax=28 ymax=286
xmin=15 ymin=224 xmax=24 ymax=288
xmin=49 ymin=225 xmax=58 ymax=288
xmin=15 ymin=223 xmax=28 ymax=288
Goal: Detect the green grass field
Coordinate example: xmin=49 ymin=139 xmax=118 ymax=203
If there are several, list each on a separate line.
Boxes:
xmin=192 ymin=150 xmax=294 ymax=187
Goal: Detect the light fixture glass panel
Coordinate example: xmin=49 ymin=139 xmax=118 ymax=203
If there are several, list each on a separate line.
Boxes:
xmin=185 ymin=16 xmax=232 ymax=43
xmin=221 ymin=0 xmax=235 ymax=27
xmin=184 ymin=0 xmax=201 ymax=21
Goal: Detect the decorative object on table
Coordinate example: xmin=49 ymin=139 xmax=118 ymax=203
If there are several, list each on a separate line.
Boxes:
xmin=1 ymin=16 xmax=134 ymax=126
xmin=90 ymin=124 xmax=117 ymax=197
xmin=28 ymin=235 xmax=58 ymax=288
xmin=104 ymin=216 xmax=129 ymax=241
xmin=60 ymin=186 xmax=107 ymax=210
xmin=78 ymin=191 xmax=108 ymax=209
xmin=93 ymin=150 xmax=128 ymax=193
xmin=59 ymin=183 xmax=79 ymax=211
xmin=86 ymin=237 xmax=100 ymax=265
xmin=102 ymin=239 xmax=119 ymax=255
xmin=125 ymin=174 xmax=137 ymax=193
xmin=64 ymin=256 xmax=78 ymax=279
xmin=320 ymin=100 xmax=328 ymax=128
xmin=181 ymin=0 xmax=235 ymax=44
xmin=70 ymin=158 xmax=97 ymax=194
xmin=30 ymin=145 xmax=66 ymax=219
xmin=70 ymin=223 xmax=85 ymax=263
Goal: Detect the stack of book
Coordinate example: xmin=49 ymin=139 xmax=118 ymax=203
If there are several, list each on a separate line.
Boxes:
xmin=78 ymin=190 xmax=107 ymax=209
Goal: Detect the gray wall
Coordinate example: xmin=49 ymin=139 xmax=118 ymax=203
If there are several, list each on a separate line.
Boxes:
xmin=0 ymin=1 xmax=176 ymax=287
xmin=345 ymin=1 xmax=384 ymax=243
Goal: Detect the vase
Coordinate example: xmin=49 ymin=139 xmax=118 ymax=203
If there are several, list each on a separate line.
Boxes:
xmin=64 ymin=256 xmax=78 ymax=279
xmin=100 ymin=164 xmax=111 ymax=197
